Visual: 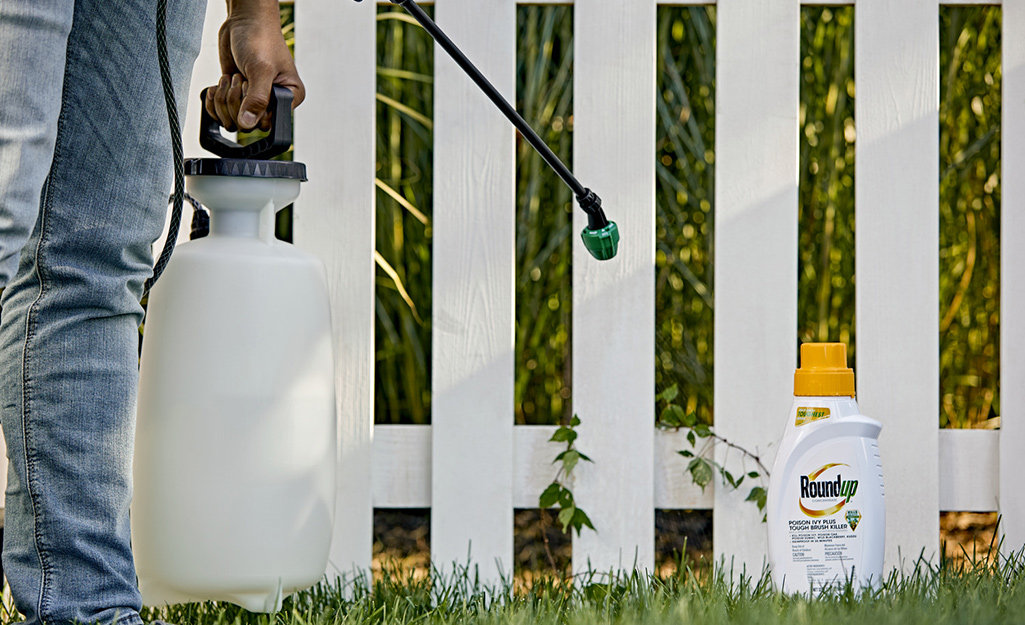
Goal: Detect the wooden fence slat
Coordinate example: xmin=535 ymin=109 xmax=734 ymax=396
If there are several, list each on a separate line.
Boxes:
xmin=373 ymin=426 xmax=432 ymax=508
xmin=713 ymin=0 xmax=800 ymax=575
xmin=940 ymin=430 xmax=999 ymax=512
xmin=655 ymin=430 xmax=716 ymax=509
xmin=512 ymin=427 xmax=562 ymax=510
xmin=572 ymin=0 xmax=657 ymax=575
xmin=430 ymin=0 xmax=516 ymax=583
xmin=369 ymin=427 xmax=717 ymax=510
xmin=1001 ymin=0 xmax=1025 ymax=553
xmin=855 ymin=0 xmax=940 ymax=570
xmin=372 ymin=425 xmax=993 ymax=511
xmin=182 ymin=1 xmax=226 ymax=166
xmin=294 ymin=0 xmax=377 ymax=580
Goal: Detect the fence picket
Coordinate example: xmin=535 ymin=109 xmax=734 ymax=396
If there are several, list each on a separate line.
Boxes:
xmin=572 ymin=0 xmax=657 ymax=575
xmin=940 ymin=430 xmax=999 ymax=512
xmin=855 ymin=0 xmax=940 ymax=569
xmin=430 ymin=0 xmax=517 ymax=583
xmin=713 ymin=0 xmax=800 ymax=575
xmin=293 ymin=0 xmax=378 ymax=580
xmin=1001 ymin=0 xmax=1025 ymax=553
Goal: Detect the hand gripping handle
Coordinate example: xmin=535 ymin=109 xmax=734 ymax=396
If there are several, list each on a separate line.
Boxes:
xmin=199 ymin=85 xmax=293 ymax=160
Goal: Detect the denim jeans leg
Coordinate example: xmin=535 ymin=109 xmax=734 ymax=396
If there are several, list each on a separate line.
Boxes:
xmin=0 ymin=0 xmax=206 ymax=623
xmin=0 ymin=1 xmax=74 ymax=286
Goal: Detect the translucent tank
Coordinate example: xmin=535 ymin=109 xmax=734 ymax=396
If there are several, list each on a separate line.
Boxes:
xmin=133 ymin=170 xmax=336 ymax=612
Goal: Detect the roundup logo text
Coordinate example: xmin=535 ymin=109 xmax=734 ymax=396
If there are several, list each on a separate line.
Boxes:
xmin=798 ymin=463 xmax=858 ymax=518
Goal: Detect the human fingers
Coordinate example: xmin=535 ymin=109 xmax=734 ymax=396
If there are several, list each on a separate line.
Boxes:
xmin=226 ymin=73 xmax=245 ymax=128
xmin=236 ymin=61 xmax=273 ymax=130
xmin=209 ymin=74 xmax=237 ymax=131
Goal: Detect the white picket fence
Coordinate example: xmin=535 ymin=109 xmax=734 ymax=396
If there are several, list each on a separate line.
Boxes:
xmin=175 ymin=0 xmax=1025 ymax=583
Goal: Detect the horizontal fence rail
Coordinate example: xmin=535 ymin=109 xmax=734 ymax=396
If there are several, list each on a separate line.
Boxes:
xmin=166 ymin=0 xmax=1025 ymax=583
xmin=371 ymin=426 xmax=999 ymax=513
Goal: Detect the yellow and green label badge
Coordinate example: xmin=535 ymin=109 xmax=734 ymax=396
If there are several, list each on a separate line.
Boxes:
xmin=795 ymin=407 xmax=830 ymax=426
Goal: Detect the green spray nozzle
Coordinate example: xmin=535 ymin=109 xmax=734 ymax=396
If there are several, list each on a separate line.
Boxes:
xmin=577 ymin=189 xmax=618 ymax=260
xmin=582 ymin=222 xmax=620 ymax=261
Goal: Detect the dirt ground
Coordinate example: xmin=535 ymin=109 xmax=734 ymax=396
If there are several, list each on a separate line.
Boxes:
xmin=372 ymin=510 xmax=1000 ymax=583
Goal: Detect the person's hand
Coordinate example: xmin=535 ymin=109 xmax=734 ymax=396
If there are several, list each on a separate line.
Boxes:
xmin=205 ymin=0 xmax=305 ymax=131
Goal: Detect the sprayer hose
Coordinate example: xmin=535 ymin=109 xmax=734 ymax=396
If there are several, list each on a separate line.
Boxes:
xmin=144 ymin=0 xmax=184 ymax=297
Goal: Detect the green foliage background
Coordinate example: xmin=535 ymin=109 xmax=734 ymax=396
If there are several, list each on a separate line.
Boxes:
xmin=798 ymin=7 xmax=856 ymax=360
xmin=369 ymin=5 xmax=1002 ymax=430
xmin=375 ymin=5 xmax=435 ymax=424
xmin=939 ymin=7 xmax=1001 ymax=429
xmin=655 ymin=8 xmax=716 ymax=425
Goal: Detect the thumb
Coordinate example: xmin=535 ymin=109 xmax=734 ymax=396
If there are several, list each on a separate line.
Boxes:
xmin=238 ymin=66 xmax=274 ymax=130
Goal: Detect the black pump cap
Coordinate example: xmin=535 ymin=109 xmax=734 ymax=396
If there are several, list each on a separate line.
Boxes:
xmin=184 ymin=157 xmax=307 ymax=180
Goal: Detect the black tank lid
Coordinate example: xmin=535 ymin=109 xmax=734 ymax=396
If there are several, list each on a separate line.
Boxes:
xmin=184 ymin=157 xmax=307 ymax=181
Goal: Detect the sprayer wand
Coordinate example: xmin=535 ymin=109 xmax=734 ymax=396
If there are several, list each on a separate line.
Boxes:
xmin=366 ymin=0 xmax=620 ymax=260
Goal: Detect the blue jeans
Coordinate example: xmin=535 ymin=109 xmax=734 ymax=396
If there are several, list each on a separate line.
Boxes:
xmin=0 ymin=0 xmax=205 ymax=623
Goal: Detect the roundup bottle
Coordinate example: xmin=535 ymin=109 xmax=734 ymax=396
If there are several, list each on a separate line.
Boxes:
xmin=767 ymin=343 xmax=884 ymax=592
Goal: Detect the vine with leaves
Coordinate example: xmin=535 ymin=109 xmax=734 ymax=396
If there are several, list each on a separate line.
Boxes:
xmin=656 ymin=384 xmax=771 ymax=516
xmin=535 ymin=414 xmax=595 ymax=574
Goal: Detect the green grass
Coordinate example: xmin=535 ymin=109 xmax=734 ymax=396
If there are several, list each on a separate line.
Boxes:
xmin=127 ymin=552 xmax=1025 ymax=625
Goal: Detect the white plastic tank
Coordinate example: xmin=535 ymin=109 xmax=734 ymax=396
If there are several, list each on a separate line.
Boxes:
xmin=133 ymin=161 xmax=336 ymax=612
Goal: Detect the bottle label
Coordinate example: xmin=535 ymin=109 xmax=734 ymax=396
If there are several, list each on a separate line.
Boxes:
xmin=795 ymin=407 xmax=830 ymax=426
xmin=784 ymin=450 xmax=864 ymax=590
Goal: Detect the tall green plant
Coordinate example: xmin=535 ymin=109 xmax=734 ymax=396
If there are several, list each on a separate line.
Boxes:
xmin=515 ymin=6 xmax=574 ymax=426
xmin=655 ymin=7 xmax=716 ymax=426
xmin=375 ymin=5 xmax=434 ymax=424
xmin=798 ymin=6 xmax=856 ymax=359
xmin=939 ymin=7 xmax=1001 ymax=429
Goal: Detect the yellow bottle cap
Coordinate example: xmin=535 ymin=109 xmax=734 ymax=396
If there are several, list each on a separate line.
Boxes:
xmin=794 ymin=343 xmax=855 ymax=397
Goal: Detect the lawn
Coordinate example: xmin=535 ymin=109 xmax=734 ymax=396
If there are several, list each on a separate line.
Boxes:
xmin=128 ymin=551 xmax=1025 ymax=625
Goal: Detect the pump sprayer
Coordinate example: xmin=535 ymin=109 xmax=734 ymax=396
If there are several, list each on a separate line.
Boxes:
xmin=365 ymin=0 xmax=621 ymax=260
xmin=133 ymin=87 xmax=337 ymax=612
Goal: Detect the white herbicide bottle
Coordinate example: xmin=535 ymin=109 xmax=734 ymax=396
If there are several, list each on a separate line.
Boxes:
xmin=767 ymin=343 xmax=884 ymax=593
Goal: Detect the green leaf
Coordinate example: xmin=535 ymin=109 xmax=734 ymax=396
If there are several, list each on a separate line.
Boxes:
xmin=558 ymin=488 xmax=574 ymax=508
xmin=570 ymin=415 xmax=581 ymax=427
xmin=694 ymin=424 xmax=713 ymax=438
xmin=562 ymin=449 xmax=581 ymax=475
xmin=572 ymin=507 xmax=596 ymax=535
xmin=558 ymin=506 xmax=576 ymax=533
xmin=678 ymin=449 xmax=694 ymax=458
xmin=687 ymin=430 xmax=696 ymax=447
xmin=657 ymin=384 xmax=679 ymax=403
xmin=688 ymin=458 xmax=714 ymax=490
xmin=723 ymin=469 xmax=736 ymax=487
xmin=539 ymin=482 xmax=562 ymax=509
xmin=683 ymin=411 xmax=698 ymax=427
xmin=746 ymin=486 xmax=768 ymax=512
xmin=550 ymin=426 xmax=577 ymax=444
xmin=748 ymin=471 xmax=760 ymax=479
xmin=659 ymin=404 xmax=687 ymax=428
xmin=577 ymin=451 xmax=594 ymax=463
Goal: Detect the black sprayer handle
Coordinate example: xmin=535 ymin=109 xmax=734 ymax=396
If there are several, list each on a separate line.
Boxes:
xmin=199 ymin=85 xmax=293 ymax=160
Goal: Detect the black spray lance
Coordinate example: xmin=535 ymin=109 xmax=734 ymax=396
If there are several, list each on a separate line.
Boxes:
xmin=365 ymin=0 xmax=620 ymax=261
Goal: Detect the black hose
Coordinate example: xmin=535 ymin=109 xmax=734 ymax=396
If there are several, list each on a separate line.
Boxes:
xmin=145 ymin=0 xmax=185 ymax=297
